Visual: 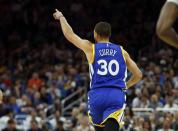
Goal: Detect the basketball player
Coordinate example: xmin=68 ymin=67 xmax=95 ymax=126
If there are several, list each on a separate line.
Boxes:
xmin=156 ymin=0 xmax=178 ymax=48
xmin=53 ymin=9 xmax=142 ymax=131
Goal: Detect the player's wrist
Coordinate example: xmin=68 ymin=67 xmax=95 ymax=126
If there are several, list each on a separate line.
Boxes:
xmin=59 ymin=14 xmax=64 ymax=20
xmin=126 ymin=83 xmax=130 ymax=89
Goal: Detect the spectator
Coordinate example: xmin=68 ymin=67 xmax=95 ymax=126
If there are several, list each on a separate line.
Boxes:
xmin=142 ymin=118 xmax=152 ymax=131
xmin=157 ymin=117 xmax=174 ymax=131
xmin=28 ymin=120 xmax=42 ymax=131
xmin=172 ymin=112 xmax=178 ymax=130
xmin=124 ymin=107 xmax=134 ymax=122
xmin=149 ymin=113 xmax=157 ymax=130
xmin=71 ymin=108 xmax=80 ymax=128
xmin=48 ymin=110 xmax=66 ymax=130
xmin=140 ymin=94 xmax=150 ymax=108
xmin=8 ymin=96 xmax=20 ymax=114
xmin=79 ymin=102 xmax=87 ymax=114
xmin=74 ymin=115 xmax=94 ymax=131
xmin=120 ymin=118 xmax=135 ymax=131
xmin=149 ymin=94 xmax=163 ymax=109
xmin=132 ymin=89 xmax=141 ymax=108
xmin=55 ymin=120 xmax=64 ymax=131
xmin=134 ymin=117 xmax=144 ymax=131
xmin=2 ymin=119 xmax=18 ymax=131
xmin=0 ymin=109 xmax=13 ymax=130
xmin=164 ymin=96 xmax=178 ymax=109
xmin=28 ymin=73 xmax=43 ymax=90
xmin=40 ymin=86 xmax=53 ymax=105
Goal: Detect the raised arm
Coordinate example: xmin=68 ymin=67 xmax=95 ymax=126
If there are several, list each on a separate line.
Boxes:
xmin=124 ymin=50 xmax=142 ymax=89
xmin=156 ymin=2 xmax=178 ymax=48
xmin=53 ymin=9 xmax=93 ymax=53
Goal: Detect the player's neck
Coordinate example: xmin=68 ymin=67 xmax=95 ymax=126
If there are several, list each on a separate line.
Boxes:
xmin=97 ymin=39 xmax=110 ymax=43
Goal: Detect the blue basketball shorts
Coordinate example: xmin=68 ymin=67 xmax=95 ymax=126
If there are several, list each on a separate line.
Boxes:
xmin=87 ymin=87 xmax=126 ymax=127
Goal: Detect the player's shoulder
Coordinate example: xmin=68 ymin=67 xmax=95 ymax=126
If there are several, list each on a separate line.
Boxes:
xmin=82 ymin=39 xmax=93 ymax=51
xmin=167 ymin=0 xmax=178 ymax=5
xmin=83 ymin=39 xmax=93 ymax=45
xmin=108 ymin=42 xmax=122 ymax=48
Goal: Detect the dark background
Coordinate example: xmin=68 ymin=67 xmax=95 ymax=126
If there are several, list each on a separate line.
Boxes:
xmin=1 ymin=0 xmax=176 ymax=58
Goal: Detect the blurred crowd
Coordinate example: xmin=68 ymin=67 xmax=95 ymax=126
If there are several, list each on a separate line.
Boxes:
xmin=124 ymin=48 xmax=178 ymax=131
xmin=0 ymin=43 xmax=89 ymax=130
xmin=0 ymin=0 xmax=178 ymax=130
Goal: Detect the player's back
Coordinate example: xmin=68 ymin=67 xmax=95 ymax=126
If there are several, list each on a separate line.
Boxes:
xmin=89 ymin=42 xmax=127 ymax=90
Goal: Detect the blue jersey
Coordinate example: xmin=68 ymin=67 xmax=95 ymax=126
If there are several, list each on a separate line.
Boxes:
xmin=89 ymin=43 xmax=127 ymax=90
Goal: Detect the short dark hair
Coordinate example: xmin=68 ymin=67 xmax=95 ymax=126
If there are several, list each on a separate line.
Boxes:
xmin=94 ymin=22 xmax=111 ymax=38
xmin=8 ymin=119 xmax=15 ymax=124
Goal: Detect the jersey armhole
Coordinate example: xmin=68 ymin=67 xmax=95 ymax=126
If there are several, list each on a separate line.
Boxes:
xmin=88 ymin=44 xmax=95 ymax=64
xmin=121 ymin=46 xmax=126 ymax=62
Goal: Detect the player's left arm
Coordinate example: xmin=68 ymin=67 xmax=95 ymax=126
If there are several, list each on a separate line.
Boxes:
xmin=53 ymin=9 xmax=93 ymax=54
xmin=124 ymin=50 xmax=142 ymax=89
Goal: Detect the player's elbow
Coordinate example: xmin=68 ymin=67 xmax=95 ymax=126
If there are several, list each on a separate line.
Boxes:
xmin=136 ymin=70 xmax=142 ymax=81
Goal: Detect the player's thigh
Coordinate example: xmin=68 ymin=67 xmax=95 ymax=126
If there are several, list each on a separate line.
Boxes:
xmin=104 ymin=118 xmax=120 ymax=131
xmin=94 ymin=126 xmax=104 ymax=131
xmin=88 ymin=89 xmax=105 ymax=124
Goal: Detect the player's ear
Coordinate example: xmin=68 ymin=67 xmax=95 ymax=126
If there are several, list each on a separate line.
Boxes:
xmin=94 ymin=31 xmax=97 ymax=40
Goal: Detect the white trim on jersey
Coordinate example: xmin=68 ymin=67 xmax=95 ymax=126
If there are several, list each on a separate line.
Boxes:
xmin=123 ymin=68 xmax=127 ymax=86
xmin=90 ymin=64 xmax=94 ymax=76
xmin=117 ymin=96 xmax=126 ymax=122
xmin=167 ymin=0 xmax=178 ymax=5
xmin=89 ymin=64 xmax=94 ymax=88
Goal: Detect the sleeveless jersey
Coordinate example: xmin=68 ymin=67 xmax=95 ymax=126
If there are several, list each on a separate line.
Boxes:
xmin=89 ymin=43 xmax=127 ymax=90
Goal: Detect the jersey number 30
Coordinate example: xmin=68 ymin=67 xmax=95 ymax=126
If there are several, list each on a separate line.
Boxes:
xmin=97 ymin=59 xmax=119 ymax=76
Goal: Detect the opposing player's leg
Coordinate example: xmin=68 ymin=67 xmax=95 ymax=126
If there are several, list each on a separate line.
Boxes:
xmin=0 ymin=90 xmax=3 ymax=104
xmin=104 ymin=118 xmax=120 ymax=131
xmin=156 ymin=1 xmax=178 ymax=48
